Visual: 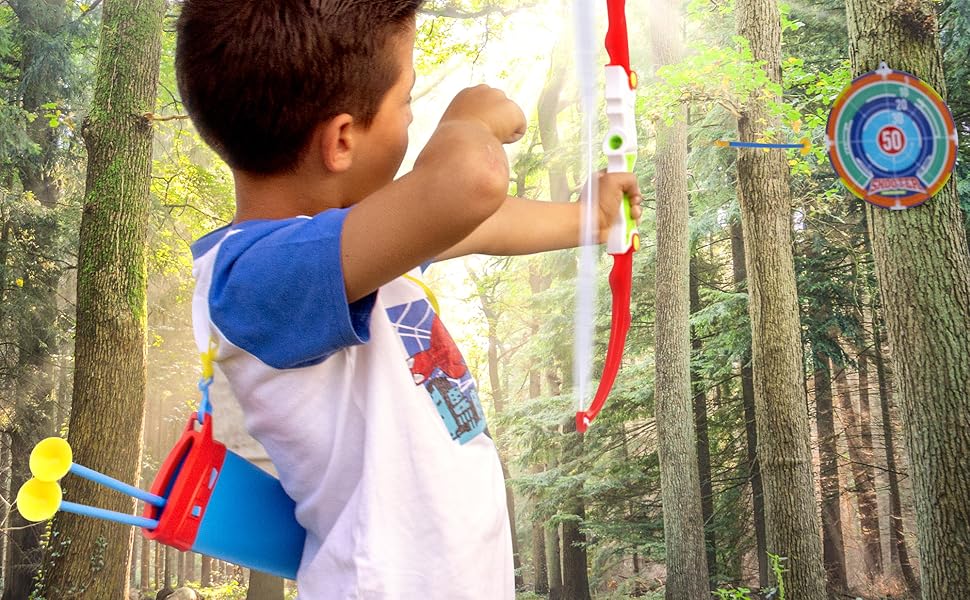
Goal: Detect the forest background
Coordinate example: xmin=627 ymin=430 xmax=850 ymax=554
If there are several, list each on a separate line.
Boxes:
xmin=0 ymin=0 xmax=968 ymax=599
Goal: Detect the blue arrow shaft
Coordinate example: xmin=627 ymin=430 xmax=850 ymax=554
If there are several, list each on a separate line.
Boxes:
xmin=70 ymin=464 xmax=166 ymax=508
xmin=728 ymin=141 xmax=804 ymax=149
xmin=60 ymin=500 xmax=159 ymax=529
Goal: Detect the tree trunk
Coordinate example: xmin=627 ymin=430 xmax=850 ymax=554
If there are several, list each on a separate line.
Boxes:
xmin=165 ymin=547 xmax=175 ymax=590
xmin=651 ymin=2 xmax=710 ymax=597
xmin=691 ymin=258 xmax=717 ymax=586
xmin=530 ymin=474 xmax=550 ymax=595
xmin=731 ymin=221 xmax=769 ymax=588
xmin=872 ymin=310 xmax=920 ymax=594
xmin=201 ymin=555 xmax=212 ymax=588
xmin=854 ymin=335 xmax=883 ymax=579
xmin=546 ymin=372 xmax=564 ymax=600
xmin=834 ymin=362 xmax=882 ymax=582
xmin=844 ymin=2 xmax=970 ymax=597
xmin=37 ymin=0 xmax=164 ymax=597
xmin=562 ymin=422 xmax=591 ymax=600
xmin=247 ymin=570 xmax=284 ymax=600
xmin=814 ymin=352 xmax=847 ymax=592
xmin=154 ymin=542 xmax=161 ymax=592
xmin=547 ymin=523 xmax=563 ymax=600
xmin=140 ymin=531 xmax=151 ymax=593
xmin=528 ymin=365 xmax=550 ymax=595
xmin=735 ymin=1 xmax=828 ymax=597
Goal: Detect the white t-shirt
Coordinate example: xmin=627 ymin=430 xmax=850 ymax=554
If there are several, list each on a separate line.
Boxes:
xmin=191 ymin=210 xmax=514 ymax=599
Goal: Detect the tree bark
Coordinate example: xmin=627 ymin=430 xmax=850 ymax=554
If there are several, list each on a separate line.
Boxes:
xmin=562 ymin=421 xmax=591 ymax=600
xmin=691 ymin=258 xmax=717 ymax=587
xmin=844 ymin=2 xmax=970 ymax=597
xmin=735 ymin=1 xmax=828 ymax=597
xmin=528 ymin=362 xmax=549 ymax=594
xmin=814 ymin=352 xmax=847 ymax=592
xmin=201 ymin=555 xmax=212 ymax=588
xmin=834 ymin=361 xmax=882 ymax=582
xmin=651 ymin=2 xmax=711 ymax=597
xmin=247 ymin=570 xmax=284 ymax=600
xmin=154 ymin=542 xmax=161 ymax=592
xmin=36 ymin=0 xmax=165 ymax=597
xmin=546 ymin=523 xmax=563 ymax=600
xmin=872 ymin=309 xmax=920 ymax=594
xmin=140 ymin=531 xmax=151 ymax=594
xmin=730 ymin=221 xmax=769 ymax=588
xmin=165 ymin=547 xmax=175 ymax=590
xmin=854 ymin=335 xmax=883 ymax=579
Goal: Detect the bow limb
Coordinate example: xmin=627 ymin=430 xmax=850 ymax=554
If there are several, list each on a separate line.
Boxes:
xmin=575 ymin=247 xmax=633 ymax=433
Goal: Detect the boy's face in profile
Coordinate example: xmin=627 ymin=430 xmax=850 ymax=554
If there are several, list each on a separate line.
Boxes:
xmin=350 ymin=21 xmax=417 ymax=197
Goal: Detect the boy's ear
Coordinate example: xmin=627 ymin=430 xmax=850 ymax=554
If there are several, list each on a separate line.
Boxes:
xmin=318 ymin=113 xmax=355 ymax=173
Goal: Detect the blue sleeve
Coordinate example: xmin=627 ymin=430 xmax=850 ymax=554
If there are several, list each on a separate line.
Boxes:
xmin=208 ymin=210 xmax=376 ymax=369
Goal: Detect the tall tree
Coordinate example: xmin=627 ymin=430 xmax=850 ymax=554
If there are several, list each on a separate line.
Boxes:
xmin=729 ymin=220 xmax=769 ymax=588
xmin=871 ymin=305 xmax=920 ymax=594
xmin=813 ymin=351 xmax=847 ymax=592
xmin=834 ymin=357 xmax=882 ymax=582
xmin=843 ymin=1 xmax=970 ymax=597
xmin=734 ymin=0 xmax=828 ymax=597
xmin=649 ymin=1 xmax=710 ymax=598
xmin=690 ymin=257 xmax=716 ymax=585
xmin=247 ymin=571 xmax=284 ymax=600
xmin=1 ymin=2 xmax=71 ymax=597
xmin=36 ymin=0 xmax=165 ymax=596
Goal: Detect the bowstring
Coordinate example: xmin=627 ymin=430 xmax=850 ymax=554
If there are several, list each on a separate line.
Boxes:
xmin=573 ymin=0 xmax=599 ymax=419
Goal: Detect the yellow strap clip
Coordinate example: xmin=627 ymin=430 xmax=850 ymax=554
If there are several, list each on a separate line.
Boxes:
xmin=200 ymin=337 xmax=218 ymax=379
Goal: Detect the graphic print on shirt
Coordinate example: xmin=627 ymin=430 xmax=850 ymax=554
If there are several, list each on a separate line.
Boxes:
xmin=386 ymin=298 xmax=487 ymax=444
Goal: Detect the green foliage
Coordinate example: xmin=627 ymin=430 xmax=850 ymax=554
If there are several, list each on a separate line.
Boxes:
xmin=189 ymin=581 xmax=299 ymax=600
xmin=711 ymin=553 xmax=787 ymax=600
xmin=713 ymin=587 xmax=753 ymax=600
xmin=641 ymin=39 xmax=778 ymax=125
xmin=768 ymin=553 xmax=787 ymax=600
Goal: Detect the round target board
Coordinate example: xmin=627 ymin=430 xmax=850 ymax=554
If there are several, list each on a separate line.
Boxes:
xmin=826 ymin=63 xmax=958 ymax=210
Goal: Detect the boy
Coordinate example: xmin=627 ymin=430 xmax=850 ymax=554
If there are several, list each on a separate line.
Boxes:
xmin=177 ymin=1 xmax=642 ymax=598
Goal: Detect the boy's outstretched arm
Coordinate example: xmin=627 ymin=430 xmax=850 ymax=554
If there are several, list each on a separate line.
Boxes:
xmin=436 ymin=171 xmax=642 ymax=261
xmin=341 ymin=86 xmax=526 ymax=302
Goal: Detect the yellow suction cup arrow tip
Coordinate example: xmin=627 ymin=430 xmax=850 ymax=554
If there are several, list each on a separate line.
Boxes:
xmin=30 ymin=437 xmax=73 ymax=482
xmin=16 ymin=478 xmax=62 ymax=522
xmin=800 ymin=138 xmax=811 ymax=156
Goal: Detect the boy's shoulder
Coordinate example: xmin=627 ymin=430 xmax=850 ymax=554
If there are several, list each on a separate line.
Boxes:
xmin=191 ymin=210 xmax=350 ymax=261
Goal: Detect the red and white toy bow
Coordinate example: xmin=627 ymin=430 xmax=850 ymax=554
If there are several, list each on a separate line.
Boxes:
xmin=575 ymin=0 xmax=639 ymax=433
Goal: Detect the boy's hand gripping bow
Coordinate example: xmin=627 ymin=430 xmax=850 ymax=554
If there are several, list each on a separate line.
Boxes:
xmin=575 ymin=0 xmax=638 ymax=433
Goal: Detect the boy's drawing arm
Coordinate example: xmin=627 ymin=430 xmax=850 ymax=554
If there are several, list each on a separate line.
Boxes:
xmin=435 ymin=171 xmax=641 ymax=261
xmin=434 ymin=196 xmax=581 ymax=260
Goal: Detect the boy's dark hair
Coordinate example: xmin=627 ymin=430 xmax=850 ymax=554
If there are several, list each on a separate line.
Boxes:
xmin=176 ymin=0 xmax=423 ymax=174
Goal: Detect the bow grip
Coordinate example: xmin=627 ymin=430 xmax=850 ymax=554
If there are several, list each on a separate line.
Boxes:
xmin=603 ymin=65 xmax=638 ymax=255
